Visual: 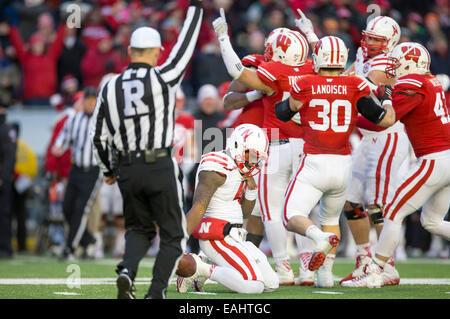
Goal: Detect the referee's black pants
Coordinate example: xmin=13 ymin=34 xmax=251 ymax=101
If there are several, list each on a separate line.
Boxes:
xmin=63 ymin=166 xmax=102 ymax=253
xmin=115 ymin=154 xmax=187 ymax=299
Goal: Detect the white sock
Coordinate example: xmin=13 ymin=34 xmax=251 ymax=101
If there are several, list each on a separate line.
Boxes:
xmin=295 ymin=233 xmax=314 ymax=253
xmin=305 ymin=225 xmax=325 ymax=246
xmin=356 ymin=243 xmax=371 ymax=256
xmin=322 ymin=254 xmax=335 ymax=271
xmin=375 ymin=219 xmax=402 ymax=260
xmin=210 ymin=266 xmax=264 ymax=294
xmin=264 ymin=220 xmax=289 ymax=264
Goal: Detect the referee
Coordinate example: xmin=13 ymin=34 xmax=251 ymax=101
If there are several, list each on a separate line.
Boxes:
xmin=90 ymin=0 xmax=203 ymax=299
xmin=53 ymin=87 xmax=102 ymax=260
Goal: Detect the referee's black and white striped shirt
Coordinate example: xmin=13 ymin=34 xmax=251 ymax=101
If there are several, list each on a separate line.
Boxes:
xmin=55 ymin=111 xmax=97 ymax=169
xmin=90 ymin=3 xmax=202 ymax=176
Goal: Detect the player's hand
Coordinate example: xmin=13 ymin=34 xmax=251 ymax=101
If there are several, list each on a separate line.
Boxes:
xmin=295 ymin=9 xmax=314 ymax=35
xmin=212 ymin=8 xmax=228 ymax=40
xmin=103 ymin=175 xmax=116 ymax=185
xmin=243 ymin=175 xmax=257 ymax=190
xmin=377 ymin=84 xmax=392 ymax=104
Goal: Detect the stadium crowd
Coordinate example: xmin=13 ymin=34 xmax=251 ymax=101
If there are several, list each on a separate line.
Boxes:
xmin=0 ymin=0 xmax=448 ymax=262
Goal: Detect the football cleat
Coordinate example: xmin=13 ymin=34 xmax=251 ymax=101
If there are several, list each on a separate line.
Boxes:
xmin=382 ymin=256 xmax=400 ymax=286
xmin=308 ymin=233 xmax=339 ymax=271
xmin=275 ymin=260 xmax=295 ymax=286
xmin=295 ymin=251 xmax=315 ymax=286
xmin=339 ymin=252 xmax=372 ymax=286
xmin=340 ymin=259 xmax=384 ymax=288
xmin=193 ymin=276 xmax=207 ymax=292
xmin=116 ymin=270 xmax=136 ymax=299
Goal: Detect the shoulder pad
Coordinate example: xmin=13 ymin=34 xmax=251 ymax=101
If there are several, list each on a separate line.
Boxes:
xmin=199 ymin=152 xmax=234 ymax=175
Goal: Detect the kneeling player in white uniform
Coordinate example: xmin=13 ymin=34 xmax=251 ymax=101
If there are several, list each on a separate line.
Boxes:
xmin=177 ymin=124 xmax=279 ymax=294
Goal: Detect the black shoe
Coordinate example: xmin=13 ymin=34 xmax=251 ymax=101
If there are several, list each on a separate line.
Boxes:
xmin=117 ymin=270 xmax=136 ymax=299
xmin=59 ymin=247 xmax=75 ymax=262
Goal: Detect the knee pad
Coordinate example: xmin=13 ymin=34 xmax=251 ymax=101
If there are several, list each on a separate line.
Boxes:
xmin=368 ymin=206 xmax=384 ymax=224
xmin=344 ymin=203 xmax=367 ymax=220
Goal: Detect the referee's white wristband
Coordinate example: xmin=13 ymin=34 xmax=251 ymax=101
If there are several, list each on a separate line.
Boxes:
xmin=245 ymin=189 xmax=258 ymax=201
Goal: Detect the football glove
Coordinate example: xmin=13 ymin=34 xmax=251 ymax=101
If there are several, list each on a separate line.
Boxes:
xmin=295 ymin=9 xmax=319 ymax=45
xmin=212 ymin=8 xmax=228 ymax=40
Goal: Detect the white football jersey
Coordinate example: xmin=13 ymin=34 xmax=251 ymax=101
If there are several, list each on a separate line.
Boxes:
xmin=354 ymin=47 xmax=405 ymax=135
xmin=196 ymin=151 xmax=246 ymax=224
xmin=354 ymin=47 xmax=390 ymax=92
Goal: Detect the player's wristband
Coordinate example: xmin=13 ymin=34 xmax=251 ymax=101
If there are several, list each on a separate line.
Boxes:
xmin=245 ymin=188 xmax=258 ymax=201
xmin=218 ymin=36 xmax=244 ymax=79
xmin=245 ymin=90 xmax=262 ymax=103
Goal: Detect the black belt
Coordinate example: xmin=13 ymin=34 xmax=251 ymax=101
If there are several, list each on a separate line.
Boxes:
xmin=117 ymin=148 xmax=171 ymax=165
xmin=269 ymin=139 xmax=289 ymax=146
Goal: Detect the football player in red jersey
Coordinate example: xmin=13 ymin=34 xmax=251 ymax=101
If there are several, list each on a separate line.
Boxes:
xmin=222 ymin=28 xmax=288 ymax=250
xmin=213 ymin=10 xmax=315 ymax=285
xmin=345 ymin=42 xmax=450 ymax=288
xmin=295 ymin=10 xmax=409 ymax=286
xmin=275 ymin=36 xmax=395 ymax=288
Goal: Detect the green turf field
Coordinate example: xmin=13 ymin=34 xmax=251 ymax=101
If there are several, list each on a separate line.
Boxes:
xmin=0 ymin=255 xmax=449 ymax=299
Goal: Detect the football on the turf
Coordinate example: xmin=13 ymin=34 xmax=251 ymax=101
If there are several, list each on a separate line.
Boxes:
xmin=176 ymin=253 xmax=197 ymax=277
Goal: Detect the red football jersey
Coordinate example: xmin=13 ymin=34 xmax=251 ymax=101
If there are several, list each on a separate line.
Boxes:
xmin=257 ymin=60 xmax=314 ymax=140
xmin=290 ymin=74 xmax=371 ymax=155
xmin=232 ymin=54 xmax=266 ymax=128
xmin=392 ymin=74 xmax=450 ymax=158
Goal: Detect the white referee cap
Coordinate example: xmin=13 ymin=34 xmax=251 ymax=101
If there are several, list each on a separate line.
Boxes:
xmin=130 ymin=27 xmax=163 ymax=49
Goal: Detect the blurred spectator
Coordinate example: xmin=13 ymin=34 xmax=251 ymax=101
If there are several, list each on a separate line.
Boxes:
xmin=81 ymin=34 xmax=122 ymax=88
xmin=12 ymin=0 xmax=51 ymax=41
xmin=57 ymin=26 xmax=86 ymax=89
xmin=11 ymin=123 xmax=38 ymax=253
xmin=129 ymin=1 xmax=147 ymax=31
xmin=191 ymin=39 xmax=231 ymax=93
xmin=322 ymin=16 xmax=355 ymax=63
xmin=429 ymin=37 xmax=450 ymax=76
xmin=37 ymin=12 xmax=56 ymax=45
xmin=80 ymin=4 xmax=113 ymax=52
xmin=424 ymin=12 xmax=445 ymax=39
xmin=8 ymin=22 xmax=65 ymax=105
xmin=261 ymin=6 xmax=287 ymax=35
xmin=406 ymin=12 xmax=429 ymax=44
xmin=0 ymin=44 xmax=21 ymax=107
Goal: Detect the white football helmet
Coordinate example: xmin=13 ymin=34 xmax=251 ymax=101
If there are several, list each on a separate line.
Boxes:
xmin=436 ymin=74 xmax=450 ymax=92
xmin=385 ymin=42 xmax=431 ymax=79
xmin=264 ymin=27 xmax=291 ymax=61
xmin=312 ymin=36 xmax=348 ymax=73
xmin=226 ymin=124 xmax=268 ymax=177
xmin=269 ymin=30 xmax=309 ymax=66
xmin=361 ymin=16 xmax=400 ymax=57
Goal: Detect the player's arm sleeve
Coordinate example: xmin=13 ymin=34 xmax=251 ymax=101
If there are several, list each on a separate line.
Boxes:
xmin=90 ymin=86 xmax=114 ymax=177
xmin=356 ymin=95 xmax=387 ymax=124
xmin=155 ymin=3 xmax=203 ymax=86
